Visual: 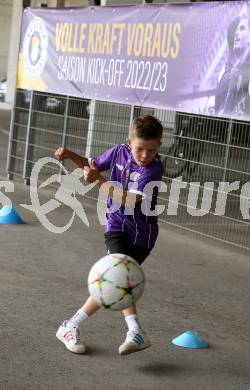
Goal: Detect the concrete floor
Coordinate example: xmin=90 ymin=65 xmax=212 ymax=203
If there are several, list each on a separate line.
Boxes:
xmin=0 ymin=181 xmax=249 ymax=390
xmin=1 ymin=108 xmax=250 ymax=389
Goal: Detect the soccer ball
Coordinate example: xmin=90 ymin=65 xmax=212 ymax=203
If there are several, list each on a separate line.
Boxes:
xmin=87 ymin=253 xmax=145 ymax=310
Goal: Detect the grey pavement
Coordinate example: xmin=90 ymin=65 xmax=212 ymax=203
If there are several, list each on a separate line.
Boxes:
xmin=0 ymin=108 xmax=250 ymax=389
xmin=0 ymin=181 xmax=250 ymax=390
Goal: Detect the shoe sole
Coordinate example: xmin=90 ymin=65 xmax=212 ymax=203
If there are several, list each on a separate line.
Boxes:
xmin=119 ymin=342 xmax=151 ymax=355
xmin=56 ymin=331 xmax=86 ymax=354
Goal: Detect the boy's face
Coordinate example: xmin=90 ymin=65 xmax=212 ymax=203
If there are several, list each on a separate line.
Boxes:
xmin=127 ymin=136 xmax=161 ymax=167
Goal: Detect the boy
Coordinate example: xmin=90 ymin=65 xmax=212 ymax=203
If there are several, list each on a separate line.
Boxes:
xmin=55 ymin=115 xmax=164 ymax=355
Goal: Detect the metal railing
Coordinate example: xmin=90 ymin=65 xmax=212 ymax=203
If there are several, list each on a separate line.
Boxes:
xmin=6 ymin=88 xmax=250 ymax=250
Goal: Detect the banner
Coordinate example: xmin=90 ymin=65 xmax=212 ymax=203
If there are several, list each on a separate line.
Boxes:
xmin=17 ymin=1 xmax=250 ymax=120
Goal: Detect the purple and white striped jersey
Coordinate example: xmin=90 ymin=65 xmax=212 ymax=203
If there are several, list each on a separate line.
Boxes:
xmin=90 ymin=144 xmax=164 ymax=249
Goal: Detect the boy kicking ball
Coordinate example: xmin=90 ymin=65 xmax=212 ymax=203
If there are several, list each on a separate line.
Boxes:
xmin=55 ymin=115 xmax=164 ymax=355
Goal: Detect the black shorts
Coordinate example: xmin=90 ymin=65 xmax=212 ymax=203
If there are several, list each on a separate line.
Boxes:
xmin=104 ymin=231 xmax=151 ymax=265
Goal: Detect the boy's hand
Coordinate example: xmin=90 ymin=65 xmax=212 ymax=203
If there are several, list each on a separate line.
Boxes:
xmin=83 ymin=161 xmax=100 ymax=183
xmin=54 ymin=147 xmax=70 ymax=161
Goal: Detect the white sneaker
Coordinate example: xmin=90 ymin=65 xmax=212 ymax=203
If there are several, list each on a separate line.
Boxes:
xmin=119 ymin=329 xmax=151 ymax=355
xmin=56 ymin=321 xmax=86 ymax=354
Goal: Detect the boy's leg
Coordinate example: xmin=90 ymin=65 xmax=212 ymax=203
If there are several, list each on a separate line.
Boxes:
xmin=119 ymin=304 xmax=151 ymax=355
xmin=123 ymin=305 xmax=140 ymax=331
xmin=68 ymin=296 xmax=101 ymax=326
xmin=104 ymin=232 xmax=151 ymax=354
xmin=56 ymin=296 xmax=100 ymax=354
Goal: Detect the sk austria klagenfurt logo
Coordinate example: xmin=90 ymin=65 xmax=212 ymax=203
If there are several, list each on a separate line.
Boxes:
xmin=23 ymin=17 xmax=48 ymax=80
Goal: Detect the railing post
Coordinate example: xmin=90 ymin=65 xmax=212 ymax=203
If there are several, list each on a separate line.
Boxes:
xmin=5 ymin=90 xmax=17 ymax=180
xmin=22 ymin=89 xmax=34 ymax=185
xmin=129 ymin=105 xmax=135 ymax=137
xmin=85 ymin=99 xmax=96 ymax=158
xmin=59 ymin=95 xmax=69 ymax=180
xmin=222 ymin=118 xmax=233 ymax=184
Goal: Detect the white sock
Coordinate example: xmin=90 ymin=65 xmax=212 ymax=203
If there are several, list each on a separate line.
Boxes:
xmin=66 ymin=309 xmax=89 ymax=328
xmin=125 ymin=314 xmax=141 ymax=332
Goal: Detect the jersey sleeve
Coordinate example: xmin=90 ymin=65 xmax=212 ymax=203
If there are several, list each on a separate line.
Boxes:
xmin=88 ymin=145 xmax=119 ymax=172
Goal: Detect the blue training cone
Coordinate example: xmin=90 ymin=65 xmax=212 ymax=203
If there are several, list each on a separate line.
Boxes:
xmin=172 ymin=331 xmax=209 ymax=349
xmin=0 ymin=205 xmax=25 ymax=224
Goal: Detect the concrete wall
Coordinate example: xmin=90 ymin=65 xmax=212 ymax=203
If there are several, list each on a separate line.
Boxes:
xmin=101 ymin=0 xmax=191 ymax=3
xmin=5 ymin=0 xmax=23 ymax=105
xmin=64 ymin=0 xmax=89 ymax=6
xmin=30 ymin=0 xmax=89 ymax=6
xmin=0 ymin=0 xmax=13 ymax=81
xmin=30 ymin=0 xmax=60 ymax=6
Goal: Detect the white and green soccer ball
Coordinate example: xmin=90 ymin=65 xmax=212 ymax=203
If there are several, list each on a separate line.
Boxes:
xmin=87 ymin=253 xmax=145 ymax=310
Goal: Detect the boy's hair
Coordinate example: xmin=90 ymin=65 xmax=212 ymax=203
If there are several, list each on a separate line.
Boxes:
xmin=132 ymin=115 xmax=163 ymax=141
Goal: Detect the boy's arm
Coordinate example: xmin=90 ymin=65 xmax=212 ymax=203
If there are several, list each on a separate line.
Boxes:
xmin=54 ymin=147 xmax=89 ymax=169
xmin=55 ymin=147 xmax=137 ymax=206
xmin=84 ymin=163 xmax=141 ymax=207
